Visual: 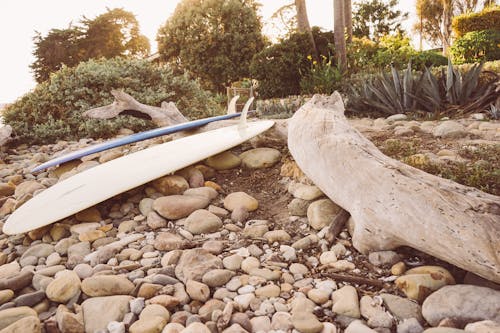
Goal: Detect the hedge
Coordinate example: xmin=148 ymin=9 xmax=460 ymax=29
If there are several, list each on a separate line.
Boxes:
xmin=452 ymin=5 xmax=500 ymax=37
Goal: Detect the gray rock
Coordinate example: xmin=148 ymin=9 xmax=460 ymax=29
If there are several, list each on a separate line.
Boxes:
xmin=345 ymin=320 xmax=378 ymax=333
xmin=381 ymin=293 xmax=424 ymax=324
xmin=464 ymin=320 xmax=500 ymax=333
xmin=0 ymin=270 xmax=33 ymax=291
xmin=287 ymin=198 xmax=309 ymax=216
xmin=368 ymin=251 xmax=401 ymax=267
xmin=422 ymin=285 xmax=500 ymax=326
xmin=397 ymin=318 xmax=424 ymax=333
xmin=21 ymin=243 xmax=54 ymax=260
xmin=13 ymin=290 xmax=46 ymax=307
xmin=432 ymin=121 xmax=466 ymax=138
xmin=202 ymin=269 xmax=235 ymax=287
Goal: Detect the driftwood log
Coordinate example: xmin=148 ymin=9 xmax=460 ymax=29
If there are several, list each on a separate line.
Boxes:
xmin=83 ymin=90 xmax=187 ymax=127
xmin=288 ymin=93 xmax=500 ymax=283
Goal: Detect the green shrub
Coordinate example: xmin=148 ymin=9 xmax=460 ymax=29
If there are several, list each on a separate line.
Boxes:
xmin=452 ymin=5 xmax=500 ymax=37
xmin=3 ymin=57 xmax=220 ymax=145
xmin=450 ymin=30 xmax=500 ymax=64
xmin=347 ymin=35 xmax=447 ymax=72
xmin=300 ymin=55 xmax=341 ymax=94
xmin=250 ymin=27 xmax=334 ymax=98
xmin=347 ymin=37 xmax=380 ymax=72
xmin=412 ymin=50 xmax=448 ymax=69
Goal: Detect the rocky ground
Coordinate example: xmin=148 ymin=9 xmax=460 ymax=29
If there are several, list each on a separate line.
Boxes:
xmin=0 ymin=114 xmax=498 ymax=333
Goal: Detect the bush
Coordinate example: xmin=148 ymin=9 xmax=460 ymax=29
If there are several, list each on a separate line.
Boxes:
xmin=347 ymin=35 xmax=447 ymax=72
xmin=347 ymin=37 xmax=380 ymax=72
xmin=3 ymin=57 xmax=220 ymax=145
xmin=250 ymin=27 xmax=334 ymax=99
xmin=300 ymin=55 xmax=341 ymax=94
xmin=450 ymin=30 xmax=500 ymax=64
xmin=452 ymin=5 xmax=500 ymax=37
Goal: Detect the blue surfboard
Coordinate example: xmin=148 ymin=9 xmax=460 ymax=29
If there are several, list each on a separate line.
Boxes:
xmin=32 ymin=112 xmax=245 ymax=173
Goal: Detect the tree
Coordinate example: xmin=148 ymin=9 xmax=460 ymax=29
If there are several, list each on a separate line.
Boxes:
xmin=295 ymin=0 xmax=319 ymax=60
xmin=157 ymin=0 xmax=265 ymax=92
xmin=31 ymin=8 xmax=150 ymax=83
xmin=334 ymin=0 xmax=347 ymax=69
xmin=31 ymin=26 xmax=83 ymax=83
xmin=80 ymin=8 xmax=150 ymax=60
xmin=345 ymin=0 xmax=353 ymax=42
xmin=353 ymin=0 xmax=409 ymax=41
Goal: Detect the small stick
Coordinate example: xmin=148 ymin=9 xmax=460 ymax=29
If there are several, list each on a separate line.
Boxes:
xmin=321 ymin=272 xmax=386 ymax=288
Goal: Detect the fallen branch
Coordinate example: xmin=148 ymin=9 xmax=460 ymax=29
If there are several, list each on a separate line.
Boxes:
xmin=83 ymin=90 xmax=187 ymax=127
xmin=288 ymin=93 xmax=500 ymax=283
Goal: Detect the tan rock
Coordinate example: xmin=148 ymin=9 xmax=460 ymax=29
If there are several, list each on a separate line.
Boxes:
xmin=0 ymin=307 xmax=38 ymax=330
xmin=152 ymin=175 xmax=189 ymax=195
xmin=239 ymin=148 xmax=281 ymax=169
xmin=223 ymin=192 xmax=258 ymax=212
xmin=205 ymin=151 xmax=241 ymax=170
xmin=307 ymin=199 xmax=342 ymax=230
xmin=81 ymin=275 xmax=134 ymax=297
xmin=45 ymin=270 xmax=81 ymax=303
xmin=129 ymin=316 xmax=167 ymax=333
xmin=75 ymin=207 xmax=102 ymax=222
xmin=0 ymin=315 xmax=41 ymax=333
xmin=153 ymin=195 xmax=210 ymax=219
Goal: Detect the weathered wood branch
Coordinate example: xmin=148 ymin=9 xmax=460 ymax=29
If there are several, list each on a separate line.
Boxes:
xmin=288 ymin=93 xmax=500 ymax=283
xmin=83 ymin=90 xmax=187 ymax=127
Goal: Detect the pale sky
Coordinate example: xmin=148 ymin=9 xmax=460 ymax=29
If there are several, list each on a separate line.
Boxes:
xmin=0 ymin=0 xmax=416 ymax=103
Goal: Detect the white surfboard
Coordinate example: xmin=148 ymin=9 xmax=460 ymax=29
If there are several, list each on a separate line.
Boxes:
xmin=3 ymin=119 xmax=274 ymax=235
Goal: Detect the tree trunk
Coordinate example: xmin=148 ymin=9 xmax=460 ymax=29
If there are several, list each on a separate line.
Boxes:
xmin=288 ymin=93 xmax=500 ymax=283
xmin=344 ymin=0 xmax=353 ymax=43
xmin=442 ymin=0 xmax=453 ymax=56
xmin=83 ymin=90 xmax=188 ymax=127
xmin=334 ymin=0 xmax=347 ymax=70
xmin=295 ymin=0 xmax=319 ymax=61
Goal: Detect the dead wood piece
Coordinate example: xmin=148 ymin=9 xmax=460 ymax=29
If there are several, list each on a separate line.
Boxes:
xmin=325 ymin=208 xmax=350 ymax=243
xmin=288 ymin=92 xmax=500 ymax=283
xmin=321 ymin=272 xmax=386 ymax=288
xmin=83 ymin=90 xmax=187 ymax=127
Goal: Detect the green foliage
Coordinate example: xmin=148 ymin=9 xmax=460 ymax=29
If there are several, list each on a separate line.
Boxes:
xmin=31 ymin=8 xmax=150 ymax=83
xmin=347 ymin=35 xmax=447 ymax=73
xmin=31 ymin=27 xmax=84 ymax=83
xmin=412 ymin=145 xmax=500 ymax=196
xmin=250 ymin=28 xmax=335 ymax=98
xmin=3 ymin=57 xmax=220 ymax=145
xmin=380 ymin=140 xmax=500 ymax=195
xmin=300 ymin=56 xmax=342 ymax=94
xmin=450 ymin=29 xmax=500 ymax=64
xmin=353 ymin=0 xmax=408 ymax=41
xmin=346 ymin=37 xmax=380 ymax=72
xmin=452 ymin=5 xmax=500 ymax=37
xmin=348 ymin=60 xmax=499 ymax=116
xmin=157 ymin=0 xmax=265 ymax=92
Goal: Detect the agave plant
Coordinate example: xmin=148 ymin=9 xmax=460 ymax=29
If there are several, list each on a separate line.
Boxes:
xmin=348 ymin=62 xmax=427 ymax=116
xmin=348 ymin=59 xmax=499 ymax=117
xmin=441 ymin=59 xmax=498 ymax=115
